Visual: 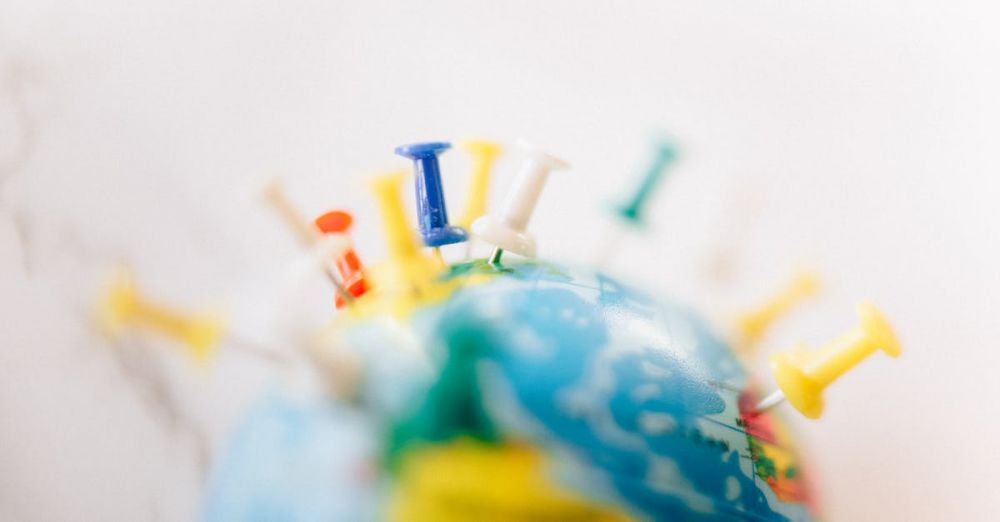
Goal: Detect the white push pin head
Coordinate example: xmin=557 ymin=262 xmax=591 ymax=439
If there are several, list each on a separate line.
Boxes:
xmin=472 ymin=141 xmax=568 ymax=259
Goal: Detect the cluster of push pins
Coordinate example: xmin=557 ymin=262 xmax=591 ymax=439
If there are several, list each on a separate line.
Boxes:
xmin=96 ymin=138 xmax=900 ymax=421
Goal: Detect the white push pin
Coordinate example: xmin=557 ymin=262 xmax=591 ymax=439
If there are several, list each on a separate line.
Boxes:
xmin=472 ymin=141 xmax=568 ymax=265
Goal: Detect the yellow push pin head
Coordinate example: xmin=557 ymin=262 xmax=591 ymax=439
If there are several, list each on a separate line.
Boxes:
xmin=769 ymin=301 xmax=901 ymax=419
xmin=461 ymin=140 xmax=502 ymax=161
xmin=98 ymin=269 xmax=141 ymax=337
xmin=769 ymin=352 xmax=824 ymax=419
xmin=857 ymin=301 xmax=902 ymax=358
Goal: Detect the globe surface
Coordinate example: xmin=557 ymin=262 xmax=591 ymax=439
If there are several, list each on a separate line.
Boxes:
xmin=205 ymin=260 xmax=819 ymax=521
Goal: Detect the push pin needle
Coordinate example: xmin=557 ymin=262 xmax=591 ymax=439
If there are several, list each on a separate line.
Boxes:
xmin=487 ymin=245 xmax=504 ymax=266
xmin=755 ymin=301 xmax=902 ymax=418
xmin=472 ymin=141 xmax=568 ymax=266
xmin=260 ymin=180 xmax=354 ymax=305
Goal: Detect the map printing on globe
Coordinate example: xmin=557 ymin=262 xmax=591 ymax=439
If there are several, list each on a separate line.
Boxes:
xmin=205 ymin=259 xmax=819 ymax=521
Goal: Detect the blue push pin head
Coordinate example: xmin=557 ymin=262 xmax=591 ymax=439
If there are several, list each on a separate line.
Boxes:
xmin=614 ymin=140 xmax=677 ymax=227
xmin=395 ymin=142 xmax=468 ymax=247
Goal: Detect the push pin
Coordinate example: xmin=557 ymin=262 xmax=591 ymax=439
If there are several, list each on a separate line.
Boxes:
xmin=314 ymin=210 xmax=368 ymax=308
xmin=456 ymin=140 xmax=503 ymax=230
xmin=261 ymin=179 xmax=320 ymax=246
xmin=260 ymin=179 xmax=354 ymax=305
xmin=472 ymin=141 xmax=568 ymax=265
xmin=371 ymin=171 xmax=423 ymax=263
xmin=615 ymin=140 xmax=676 ymax=227
xmin=755 ymin=301 xmax=902 ymax=419
xmin=369 ymin=171 xmax=443 ymax=292
xmin=735 ymin=270 xmax=820 ymax=353
xmin=395 ymin=142 xmax=468 ymax=249
xmin=367 ymin=171 xmax=453 ymax=315
xmin=98 ymin=269 xmax=223 ymax=365
xmin=591 ymin=140 xmax=676 ymax=268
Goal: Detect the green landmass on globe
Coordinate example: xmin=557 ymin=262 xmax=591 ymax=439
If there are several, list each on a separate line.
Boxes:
xmin=205 ymin=259 xmax=819 ymax=521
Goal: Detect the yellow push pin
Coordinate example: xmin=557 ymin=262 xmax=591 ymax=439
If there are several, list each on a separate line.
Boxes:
xmin=368 ymin=171 xmax=447 ymax=313
xmin=756 ymin=301 xmax=902 ymax=419
xmin=735 ymin=270 xmax=820 ymax=353
xmin=261 ymin=179 xmax=321 ymax=246
xmin=98 ymin=269 xmax=223 ymax=365
xmin=456 ymin=140 xmax=503 ymax=230
xmin=371 ymin=171 xmax=423 ymax=263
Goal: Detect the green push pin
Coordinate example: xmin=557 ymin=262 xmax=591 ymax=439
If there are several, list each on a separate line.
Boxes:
xmin=614 ymin=140 xmax=677 ymax=228
xmin=591 ymin=140 xmax=677 ymax=267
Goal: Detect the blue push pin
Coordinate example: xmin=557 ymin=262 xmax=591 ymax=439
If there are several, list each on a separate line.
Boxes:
xmin=614 ymin=140 xmax=677 ymax=227
xmin=395 ymin=142 xmax=468 ymax=248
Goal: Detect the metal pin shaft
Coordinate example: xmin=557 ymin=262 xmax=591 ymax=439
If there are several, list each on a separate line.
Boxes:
xmin=322 ymin=267 xmax=356 ymax=305
xmin=488 ymin=247 xmax=504 ymax=266
xmin=754 ymin=390 xmax=786 ymax=413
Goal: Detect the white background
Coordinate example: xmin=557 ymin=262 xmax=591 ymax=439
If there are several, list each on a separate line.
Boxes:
xmin=1 ymin=1 xmax=999 ymax=520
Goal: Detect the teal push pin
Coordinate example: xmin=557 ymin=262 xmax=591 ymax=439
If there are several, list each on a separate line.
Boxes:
xmin=591 ymin=140 xmax=678 ymax=267
xmin=614 ymin=140 xmax=676 ymax=227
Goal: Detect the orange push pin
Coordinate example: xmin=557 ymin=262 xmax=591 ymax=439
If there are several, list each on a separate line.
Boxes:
xmin=756 ymin=301 xmax=902 ymax=419
xmin=260 ymin=178 xmax=355 ymax=306
xmin=314 ymin=210 xmax=368 ymax=308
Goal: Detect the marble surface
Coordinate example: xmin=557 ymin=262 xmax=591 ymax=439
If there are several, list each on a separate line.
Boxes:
xmin=1 ymin=1 xmax=999 ymax=520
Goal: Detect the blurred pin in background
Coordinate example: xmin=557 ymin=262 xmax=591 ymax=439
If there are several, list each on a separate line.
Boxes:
xmin=260 ymin=179 xmax=355 ymax=306
xmin=591 ymin=139 xmax=676 ymax=268
xmin=734 ymin=269 xmax=821 ymax=357
xmin=97 ymin=268 xmax=224 ymax=365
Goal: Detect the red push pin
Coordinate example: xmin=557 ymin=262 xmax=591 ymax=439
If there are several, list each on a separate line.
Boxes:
xmin=314 ymin=210 xmax=368 ymax=308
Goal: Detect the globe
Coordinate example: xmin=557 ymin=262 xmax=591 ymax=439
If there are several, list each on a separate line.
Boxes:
xmin=204 ymin=259 xmax=819 ymax=521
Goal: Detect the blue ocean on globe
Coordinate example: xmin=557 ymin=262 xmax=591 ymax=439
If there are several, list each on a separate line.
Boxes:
xmin=205 ymin=260 xmax=818 ymax=521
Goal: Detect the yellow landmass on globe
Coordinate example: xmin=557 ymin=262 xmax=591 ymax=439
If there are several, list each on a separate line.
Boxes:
xmin=389 ymin=439 xmax=634 ymax=522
